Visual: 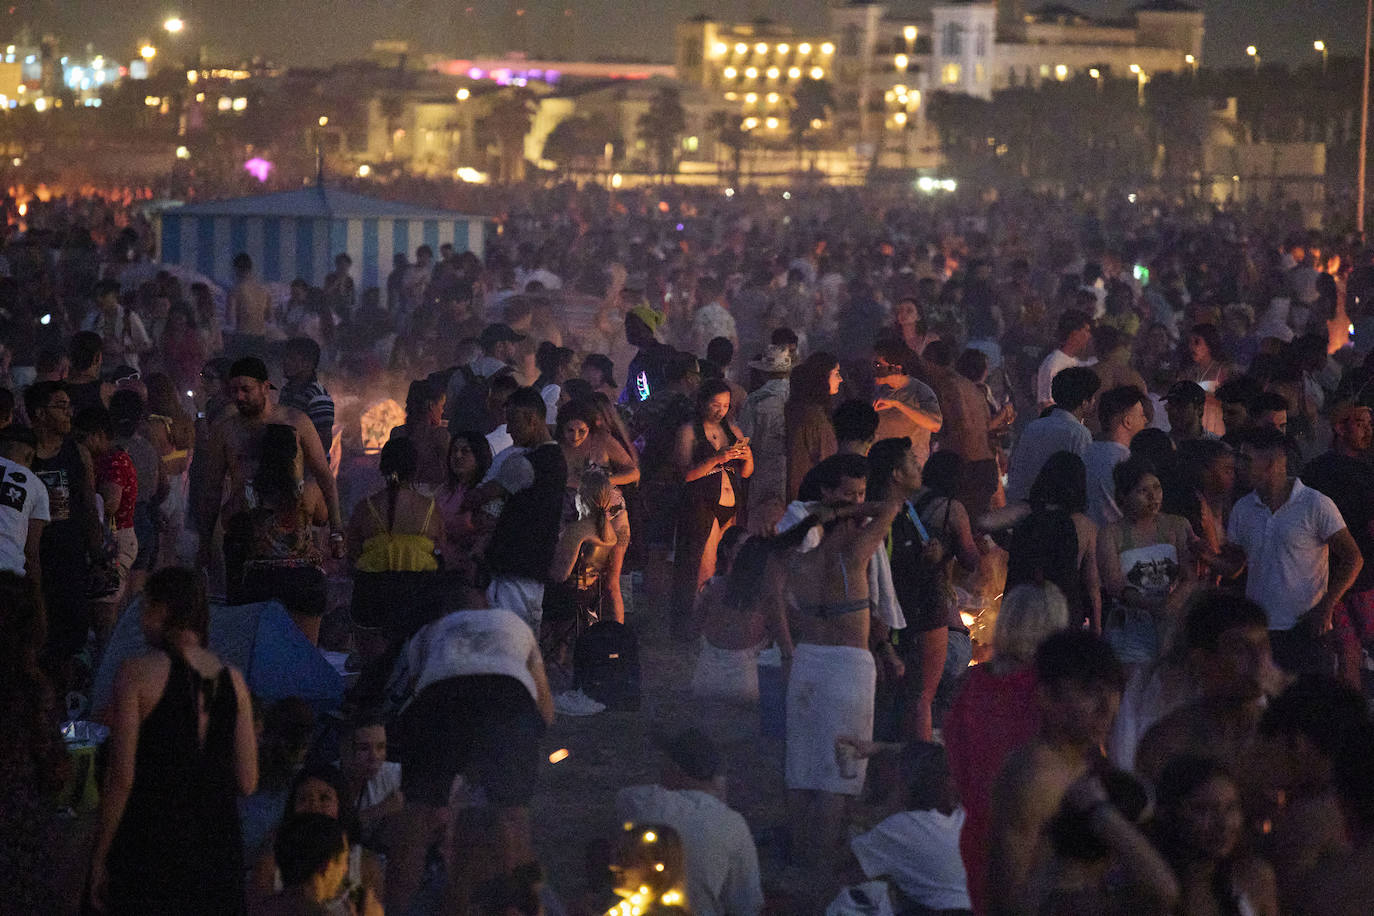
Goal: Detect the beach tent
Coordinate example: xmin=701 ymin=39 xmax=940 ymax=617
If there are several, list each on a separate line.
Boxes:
xmin=92 ymin=598 xmax=345 ymax=717
xmin=156 ymin=185 xmax=487 ymax=291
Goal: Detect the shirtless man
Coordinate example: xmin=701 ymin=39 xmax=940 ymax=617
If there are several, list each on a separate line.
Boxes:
xmin=1134 ymin=591 xmax=1284 ymax=784
xmin=779 ymin=452 xmax=902 ymax=868
xmin=987 ymin=629 xmax=1176 ymax=916
xmin=228 ymin=253 xmax=273 ymax=354
xmin=197 ymin=357 xmax=343 ymax=585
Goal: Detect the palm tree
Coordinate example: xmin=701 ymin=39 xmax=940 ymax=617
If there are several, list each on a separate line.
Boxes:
xmin=707 ymin=109 xmax=749 ymax=186
xmin=637 ymin=86 xmax=687 ymax=180
xmin=478 ymin=88 xmax=535 ymax=182
xmin=788 ymin=77 xmax=835 ymax=171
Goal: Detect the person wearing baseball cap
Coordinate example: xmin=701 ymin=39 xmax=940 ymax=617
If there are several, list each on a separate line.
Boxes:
xmin=622 ymin=308 xmax=674 ymax=405
xmin=198 ymin=355 xmax=345 ymax=601
xmin=1163 ymin=380 xmax=1208 ymax=446
xmin=472 ymin=323 xmax=525 ymax=378
xmin=616 ymin=727 xmax=764 ymax=916
xmin=1302 ymin=401 xmax=1374 ymax=686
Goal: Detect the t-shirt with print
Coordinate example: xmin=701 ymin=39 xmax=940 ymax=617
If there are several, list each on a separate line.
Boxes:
xmin=0 ymin=455 xmax=49 ymax=574
xmin=97 ymin=449 xmax=138 ymax=530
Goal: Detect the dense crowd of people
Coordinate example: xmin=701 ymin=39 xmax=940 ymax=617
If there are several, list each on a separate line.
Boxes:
xmin=1 ymin=183 xmax=1374 ymax=915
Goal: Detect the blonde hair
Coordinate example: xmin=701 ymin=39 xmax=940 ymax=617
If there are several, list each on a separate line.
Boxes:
xmin=994 ymin=583 xmax=1069 ymax=663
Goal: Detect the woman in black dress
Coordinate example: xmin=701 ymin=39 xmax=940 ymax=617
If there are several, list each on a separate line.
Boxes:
xmin=671 ymin=379 xmax=753 ymax=639
xmin=90 ymin=566 xmax=257 ymax=915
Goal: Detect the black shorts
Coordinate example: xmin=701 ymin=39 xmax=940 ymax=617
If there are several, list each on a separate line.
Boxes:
xmin=396 ymin=674 xmax=545 ymax=807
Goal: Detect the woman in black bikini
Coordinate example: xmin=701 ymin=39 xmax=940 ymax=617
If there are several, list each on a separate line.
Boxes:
xmin=671 ymin=379 xmax=753 ymax=640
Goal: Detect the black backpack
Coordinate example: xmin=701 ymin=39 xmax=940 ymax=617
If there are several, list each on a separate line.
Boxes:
xmin=573 ymin=620 xmax=641 ymax=711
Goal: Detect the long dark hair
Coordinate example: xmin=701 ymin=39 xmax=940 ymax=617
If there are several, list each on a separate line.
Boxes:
xmin=787 ymin=351 xmax=838 ymax=423
xmin=254 ymin=424 xmax=301 ymax=509
xmin=379 ymin=437 xmax=419 ymax=530
xmin=1028 ymin=451 xmax=1087 ymax=514
xmin=145 ymin=566 xmax=210 ymax=645
xmin=446 ymin=430 xmax=492 ymax=489
xmin=1153 ymin=755 xmax=1246 ymax=916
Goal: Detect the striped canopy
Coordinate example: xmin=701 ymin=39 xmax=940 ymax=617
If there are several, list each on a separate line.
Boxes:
xmin=157 ymin=185 xmax=488 ymax=292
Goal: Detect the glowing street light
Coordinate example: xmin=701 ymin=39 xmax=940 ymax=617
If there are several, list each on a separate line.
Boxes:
xmin=163 ymin=17 xmax=185 ymax=34
xmin=140 ymin=45 xmax=157 ymax=60
xmin=1314 ymin=39 xmax=1328 ymax=74
xmin=1246 ymin=44 xmax=1260 ymax=71
xmin=903 ymin=25 xmax=917 ymax=44
xmin=894 ymin=53 xmax=909 ymax=70
xmin=317 ymin=115 xmax=328 ymax=127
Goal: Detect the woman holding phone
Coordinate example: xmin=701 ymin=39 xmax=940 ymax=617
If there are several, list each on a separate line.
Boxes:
xmin=671 ymin=379 xmax=753 ymax=639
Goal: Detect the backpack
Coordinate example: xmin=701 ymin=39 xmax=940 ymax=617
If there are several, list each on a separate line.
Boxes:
xmin=574 ymin=620 xmax=641 ymax=711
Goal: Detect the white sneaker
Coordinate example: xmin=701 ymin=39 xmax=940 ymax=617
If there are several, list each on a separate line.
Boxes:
xmin=555 ymin=689 xmax=606 ymax=717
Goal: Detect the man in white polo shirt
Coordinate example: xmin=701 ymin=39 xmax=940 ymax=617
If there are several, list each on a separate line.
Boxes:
xmin=1226 ymin=427 xmax=1363 ymax=674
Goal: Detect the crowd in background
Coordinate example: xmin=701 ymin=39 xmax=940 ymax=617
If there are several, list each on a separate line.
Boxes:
xmin=1 ymin=183 xmax=1374 ymax=915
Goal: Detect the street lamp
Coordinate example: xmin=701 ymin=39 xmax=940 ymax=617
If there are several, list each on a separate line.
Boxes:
xmin=1314 ymin=39 xmax=1328 ymax=74
xmin=164 ymin=17 xmax=184 ymax=34
xmin=1246 ymin=44 xmax=1260 ymax=72
xmin=1129 ymin=63 xmax=1146 ymax=105
xmin=140 ymin=45 xmax=157 ymax=60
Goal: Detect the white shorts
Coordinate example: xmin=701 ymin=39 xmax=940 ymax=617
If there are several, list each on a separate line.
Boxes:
xmin=785 ymin=643 xmax=876 ymax=796
xmin=691 ymin=637 xmax=763 ymax=702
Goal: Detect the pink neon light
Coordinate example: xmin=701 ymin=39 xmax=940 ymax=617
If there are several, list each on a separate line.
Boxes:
xmin=243 ymin=157 xmax=273 ymax=182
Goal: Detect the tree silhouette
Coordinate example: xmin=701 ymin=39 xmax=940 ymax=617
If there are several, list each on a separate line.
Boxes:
xmin=478 ymin=88 xmax=535 ymax=182
xmin=788 ymin=77 xmax=835 ymax=170
xmin=543 ymin=115 xmax=620 ymax=176
xmin=637 ymin=86 xmax=687 ymax=179
xmin=707 ymin=109 xmax=749 ymax=186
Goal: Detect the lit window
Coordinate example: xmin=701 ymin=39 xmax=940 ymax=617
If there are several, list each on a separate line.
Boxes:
xmin=1054 ymin=64 xmax=1068 ymax=80
xmin=810 ymin=66 xmax=824 ymax=79
xmin=942 ymin=63 xmax=961 ymax=84
xmin=765 ymin=116 xmax=779 ymax=129
xmin=712 ymin=42 xmax=727 ymax=57
xmin=767 ymin=91 xmax=779 ymax=103
xmin=723 ymin=66 xmax=737 ymax=79
xmin=767 ymin=66 xmax=780 ymax=79
xmin=755 ymin=42 xmax=768 ymax=54
xmin=743 ymin=117 xmax=758 ymax=129
xmin=724 ymin=91 xmax=738 ymax=100
xmin=745 ymin=67 xmax=758 ymax=79
xmin=788 ymin=66 xmax=801 ymax=79
xmin=798 ymin=42 xmax=812 ymax=55
xmin=821 ymin=42 xmax=834 ymax=54
xmin=735 ymin=42 xmax=748 ymax=54
xmin=745 ymin=92 xmax=758 ymax=103
xmin=778 ymin=43 xmax=790 ymax=54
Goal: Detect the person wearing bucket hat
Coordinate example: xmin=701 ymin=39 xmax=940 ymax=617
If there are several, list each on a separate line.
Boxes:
xmin=740 ymin=345 xmax=795 ymax=533
xmin=622 ymin=307 xmax=673 ymax=405
xmin=616 ymin=726 xmax=764 ymax=916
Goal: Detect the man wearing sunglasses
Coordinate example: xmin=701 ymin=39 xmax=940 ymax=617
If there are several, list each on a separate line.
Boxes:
xmin=871 ymin=339 xmax=942 ymax=470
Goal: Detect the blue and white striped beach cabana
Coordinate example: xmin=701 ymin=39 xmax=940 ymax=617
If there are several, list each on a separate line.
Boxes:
xmin=157 ymin=185 xmax=487 ymax=291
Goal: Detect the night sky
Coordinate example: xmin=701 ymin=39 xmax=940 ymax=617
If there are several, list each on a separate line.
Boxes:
xmin=11 ymin=0 xmax=1371 ymax=69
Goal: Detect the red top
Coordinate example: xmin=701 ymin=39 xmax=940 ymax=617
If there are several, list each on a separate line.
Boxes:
xmin=942 ymin=664 xmax=1040 ymax=916
xmin=97 ymin=449 xmax=138 ymax=530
